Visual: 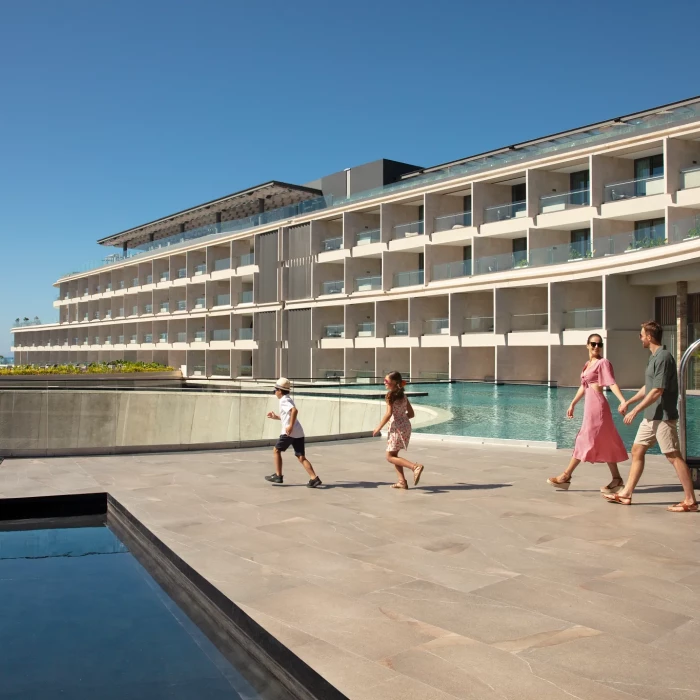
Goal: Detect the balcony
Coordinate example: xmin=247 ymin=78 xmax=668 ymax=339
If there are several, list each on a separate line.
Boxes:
xmin=473 ymin=250 xmax=528 ymax=275
xmin=321 ymin=280 xmax=344 ymax=295
xmin=176 ymin=300 xmax=187 ymax=311
xmin=563 ymin=308 xmax=603 ymax=329
xmin=356 ymin=322 xmax=375 ymax=337
xmin=145 ymin=275 xmax=153 ymax=285
xmin=434 ymin=212 xmax=472 ymax=231
xmin=432 ymin=259 xmax=471 ymax=281
xmin=105 ymin=284 xmax=112 ymax=292
xmin=212 ymin=364 xmax=230 ymax=376
xmin=463 ymin=315 xmax=494 ymax=333
xmin=158 ymin=333 xmax=168 ymax=343
xmin=423 ymin=318 xmax=449 ymax=335
xmin=118 ymin=335 xmax=125 ymax=344
xmin=238 ymin=328 xmax=253 ymax=340
xmin=132 ymin=278 xmax=139 ymax=287
xmin=389 ymin=321 xmax=409 ymax=336
xmin=119 ymin=281 xmax=126 ymax=289
xmin=511 ymin=313 xmax=548 ymax=332
xmin=193 ymin=330 xmax=206 ymax=343
xmin=539 ymin=189 xmax=590 ymax=213
xmin=143 ymin=304 xmax=153 ymax=314
xmin=175 ymin=332 xmax=187 ymax=343
xmin=321 ymin=369 xmax=344 ymax=379
xmin=105 ymin=337 xmax=112 ymax=345
xmin=355 ymin=275 xmax=381 ymax=292
xmin=177 ymin=267 xmax=187 ymax=279
xmin=213 ymin=257 xmax=231 ymax=271
xmin=159 ymin=302 xmax=170 ymax=313
xmin=323 ymin=324 xmax=344 ymax=338
xmin=484 ymin=201 xmax=526 ymax=223
xmin=393 ymin=270 xmax=424 ymax=288
xmin=214 ymin=294 xmax=231 ymax=307
xmin=93 ymin=312 xmax=100 ymax=320
xmin=191 ymin=365 xmax=206 ymax=377
xmin=211 ymin=329 xmax=231 ymax=341
xmin=144 ymin=334 xmax=153 ymax=344
xmin=193 ymin=297 xmax=206 ymax=310
xmin=194 ymin=264 xmax=206 ymax=276
xmin=240 ymin=364 xmax=253 ymax=377
xmin=159 ymin=271 xmax=170 ymax=282
xmin=129 ymin=335 xmax=138 ymax=344
xmin=239 ymin=291 xmax=254 ymax=304
xmin=356 ymin=229 xmax=381 ymax=246
xmin=239 ymin=253 xmax=255 ymax=266
xmin=322 ymin=236 xmax=343 ymax=251
xmin=104 ymin=311 xmax=112 ymax=320
xmin=603 ymin=174 xmax=664 ymax=202
xmin=393 ymin=220 xmax=424 ymax=240
xmin=681 ymin=166 xmax=700 ymax=190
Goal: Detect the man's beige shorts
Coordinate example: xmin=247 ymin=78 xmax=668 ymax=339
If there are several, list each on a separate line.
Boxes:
xmin=634 ymin=418 xmax=681 ymax=454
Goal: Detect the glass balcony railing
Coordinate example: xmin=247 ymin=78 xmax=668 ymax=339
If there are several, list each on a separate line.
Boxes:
xmin=144 ymin=334 xmax=153 ymax=344
xmin=93 ymin=312 xmax=100 ymax=320
xmin=604 ymin=174 xmax=664 ymax=202
xmin=131 ymin=306 xmax=139 ymax=316
xmin=193 ymin=297 xmax=206 ymax=309
xmin=393 ymin=270 xmax=424 ymax=287
xmin=356 ymin=322 xmax=375 ymax=337
xmin=105 ymin=336 xmax=112 ymax=345
xmin=93 ymin=338 xmax=100 ymax=345
xmin=119 ymin=281 xmax=126 ymax=289
xmin=214 ymin=294 xmax=231 ymax=306
xmin=193 ymin=330 xmax=206 ymax=342
xmin=419 ymin=371 xmax=450 ymax=381
xmin=539 ymin=189 xmax=590 ymax=213
xmin=105 ymin=284 xmax=112 ymax=292
xmin=511 ymin=313 xmax=548 ymax=332
xmin=321 ymin=369 xmax=344 ymax=379
xmin=176 ymin=300 xmax=187 ymax=311
xmin=463 ymin=315 xmax=494 ymax=333
xmin=104 ymin=311 xmax=112 ymax=319
xmin=158 ymin=333 xmax=168 ymax=343
xmin=355 ymin=229 xmax=381 ymax=246
xmin=175 ymin=332 xmax=187 ymax=343
xmin=389 ymin=321 xmax=409 ymax=336
xmin=132 ymin=278 xmax=139 ymax=287
xmin=322 ymin=236 xmax=343 ymax=251
xmin=484 ymin=200 xmax=527 ymax=223
xmin=239 ymin=364 xmax=253 ymax=377
xmin=159 ymin=302 xmax=170 ymax=313
xmin=352 ymin=370 xmax=376 ymax=379
xmin=191 ymin=365 xmax=206 ymax=376
xmin=129 ymin=335 xmax=138 ymax=344
xmin=434 ymin=211 xmax=472 ymax=231
xmin=159 ymin=271 xmax=170 ymax=282
xmin=83 ymin=290 xmax=89 ymax=297
xmin=143 ymin=304 xmax=153 ymax=314
xmin=393 ymin=220 xmax=424 ymax=239
xmin=473 ymin=250 xmax=528 ymax=275
xmin=118 ymin=335 xmax=124 ymax=344
xmin=212 ymin=364 xmax=230 ymax=376
xmin=213 ymin=257 xmax=231 ymax=271
xmin=322 ymin=280 xmax=344 ymax=295
xmin=145 ymin=275 xmax=153 ymax=285
xmin=323 ymin=324 xmax=344 ymax=338
xmin=239 ymin=253 xmax=255 ymax=266
xmin=211 ymin=329 xmax=231 ymax=341
xmin=432 ymin=259 xmax=471 ymax=281
xmin=681 ymin=166 xmax=700 ymax=190
xmin=563 ymin=308 xmax=603 ymax=329
xmin=177 ymin=267 xmax=187 ymax=279
xmin=63 ymin=100 xmax=700 ymax=279
xmin=238 ymin=328 xmax=253 ymax=340
xmin=423 ymin=318 xmax=449 ymax=335
xmin=193 ymin=263 xmax=206 ymax=276
xmin=355 ymin=275 xmax=381 ymax=292
xmin=239 ymin=290 xmax=254 ymax=304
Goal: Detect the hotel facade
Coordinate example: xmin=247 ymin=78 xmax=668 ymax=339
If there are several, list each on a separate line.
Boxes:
xmin=11 ymin=97 xmax=700 ymax=389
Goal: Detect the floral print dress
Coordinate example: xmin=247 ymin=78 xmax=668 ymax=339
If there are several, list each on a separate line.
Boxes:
xmin=386 ymin=396 xmax=412 ymax=452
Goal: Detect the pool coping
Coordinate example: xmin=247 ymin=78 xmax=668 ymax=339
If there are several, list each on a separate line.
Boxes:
xmin=0 ymin=493 xmax=348 ymax=700
xmin=411 ymin=433 xmax=558 ymax=449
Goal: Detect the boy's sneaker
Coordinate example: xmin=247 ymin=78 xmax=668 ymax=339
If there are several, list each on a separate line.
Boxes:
xmin=265 ymin=474 xmax=283 ymax=484
xmin=307 ymin=477 xmax=322 ymax=488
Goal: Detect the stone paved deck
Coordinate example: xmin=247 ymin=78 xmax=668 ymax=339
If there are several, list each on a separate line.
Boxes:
xmin=1 ymin=438 xmax=699 ymax=700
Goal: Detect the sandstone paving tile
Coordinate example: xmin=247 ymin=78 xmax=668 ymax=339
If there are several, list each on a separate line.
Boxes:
xmin=649 ymin=619 xmax=700 ymax=653
xmin=473 ymin=573 xmax=691 ymax=644
xmin=366 ymin=672 xmax=494 ymax=700
xmin=361 ymin=580 xmax=573 ymax=645
xmin=520 ymin=631 xmax=699 ymax=700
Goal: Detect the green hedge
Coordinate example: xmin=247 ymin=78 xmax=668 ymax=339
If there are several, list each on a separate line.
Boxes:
xmin=0 ymin=361 xmax=174 ymax=376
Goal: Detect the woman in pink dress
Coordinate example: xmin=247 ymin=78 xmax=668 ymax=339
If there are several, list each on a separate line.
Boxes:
xmin=548 ymin=334 xmax=628 ymax=492
xmin=372 ymin=371 xmax=424 ymax=489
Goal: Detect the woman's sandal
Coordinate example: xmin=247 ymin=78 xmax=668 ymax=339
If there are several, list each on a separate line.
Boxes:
xmin=601 ymin=478 xmax=625 ymax=495
xmin=603 ymin=493 xmax=632 ymax=505
xmin=391 ymin=481 xmax=408 ymax=490
xmin=667 ymin=502 xmax=699 ymax=512
xmin=413 ymin=464 xmax=424 ymax=486
xmin=547 ymin=475 xmax=571 ymax=490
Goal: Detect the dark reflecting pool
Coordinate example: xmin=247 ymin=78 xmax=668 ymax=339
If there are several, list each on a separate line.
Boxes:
xmin=0 ymin=523 xmax=286 ymax=699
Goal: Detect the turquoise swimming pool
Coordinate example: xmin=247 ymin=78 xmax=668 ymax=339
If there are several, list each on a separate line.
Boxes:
xmin=339 ymin=382 xmax=699 ymax=456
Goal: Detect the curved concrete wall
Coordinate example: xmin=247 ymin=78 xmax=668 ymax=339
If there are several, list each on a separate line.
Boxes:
xmin=0 ymin=389 xmax=447 ymax=457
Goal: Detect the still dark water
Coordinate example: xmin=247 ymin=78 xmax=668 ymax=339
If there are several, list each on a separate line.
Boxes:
xmin=0 ymin=525 xmax=284 ymax=699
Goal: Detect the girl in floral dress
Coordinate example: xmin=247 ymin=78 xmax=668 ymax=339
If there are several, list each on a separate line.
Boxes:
xmin=373 ymin=371 xmax=424 ymax=489
xmin=547 ymin=334 xmax=628 ymax=492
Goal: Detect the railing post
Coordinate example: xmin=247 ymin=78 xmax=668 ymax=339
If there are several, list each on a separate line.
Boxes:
xmin=679 ymin=338 xmax=700 ymax=485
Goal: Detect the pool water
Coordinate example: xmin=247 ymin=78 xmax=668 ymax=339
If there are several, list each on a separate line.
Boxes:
xmin=0 ymin=525 xmax=284 ymax=699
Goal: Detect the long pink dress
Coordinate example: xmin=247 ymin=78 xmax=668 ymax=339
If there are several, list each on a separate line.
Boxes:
xmin=572 ymin=359 xmax=628 ymax=463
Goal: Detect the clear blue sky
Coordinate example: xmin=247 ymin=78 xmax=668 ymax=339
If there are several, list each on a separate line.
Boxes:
xmin=2 ymin=0 xmax=699 ymax=356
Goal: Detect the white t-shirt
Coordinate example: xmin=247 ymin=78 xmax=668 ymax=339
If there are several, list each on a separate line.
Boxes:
xmin=278 ymin=395 xmax=304 ymax=438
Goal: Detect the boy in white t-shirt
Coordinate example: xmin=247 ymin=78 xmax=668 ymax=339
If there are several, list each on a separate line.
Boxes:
xmin=265 ymin=378 xmax=322 ymax=488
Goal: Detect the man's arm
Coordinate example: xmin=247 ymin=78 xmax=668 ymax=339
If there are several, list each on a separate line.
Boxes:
xmin=619 ymin=386 xmax=646 ymax=415
xmin=623 ymin=388 xmax=663 ymax=424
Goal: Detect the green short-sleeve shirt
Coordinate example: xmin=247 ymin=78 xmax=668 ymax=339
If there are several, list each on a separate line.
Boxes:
xmin=644 ymin=348 xmax=679 ymax=421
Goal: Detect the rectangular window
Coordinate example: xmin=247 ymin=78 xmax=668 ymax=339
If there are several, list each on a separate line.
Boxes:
xmin=463 ymin=245 xmax=472 ymax=261
xmin=570 ymin=170 xmax=590 ymax=206
xmin=418 ymin=253 xmax=424 ymax=270
xmin=511 ymin=183 xmax=526 ymax=202
xmin=463 ymin=195 xmax=472 ymax=213
xmin=635 ymin=154 xmax=664 ymax=180
xmin=570 ymin=228 xmax=591 ymax=257
xmin=417 ymin=205 xmax=424 ymax=222
xmin=634 ymin=218 xmax=665 ymax=243
xmin=512 ymin=237 xmax=527 ymax=265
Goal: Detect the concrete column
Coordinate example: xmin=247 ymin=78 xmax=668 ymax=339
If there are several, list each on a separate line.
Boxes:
xmin=148 ymin=233 xmax=155 ymax=242
xmin=677 ymin=281 xmax=688 ymax=364
xmin=258 ymin=198 xmax=265 ymax=214
xmin=122 ymin=242 xmax=128 ymax=256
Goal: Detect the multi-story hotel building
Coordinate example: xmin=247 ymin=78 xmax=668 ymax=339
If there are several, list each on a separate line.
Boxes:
xmin=12 ymin=96 xmax=700 ymax=388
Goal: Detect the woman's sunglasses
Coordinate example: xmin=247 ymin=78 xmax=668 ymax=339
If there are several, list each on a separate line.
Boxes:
xmin=589 ymin=341 xmax=604 ymax=348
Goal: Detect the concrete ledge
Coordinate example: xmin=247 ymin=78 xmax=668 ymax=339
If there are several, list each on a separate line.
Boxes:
xmin=411 ymin=432 xmax=557 ymax=450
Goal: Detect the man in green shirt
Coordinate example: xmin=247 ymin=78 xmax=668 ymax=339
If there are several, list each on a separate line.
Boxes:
xmin=604 ymin=320 xmax=697 ymax=512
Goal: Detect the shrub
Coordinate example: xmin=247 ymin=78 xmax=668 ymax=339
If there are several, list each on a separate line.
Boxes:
xmin=0 ymin=361 xmax=174 ymax=376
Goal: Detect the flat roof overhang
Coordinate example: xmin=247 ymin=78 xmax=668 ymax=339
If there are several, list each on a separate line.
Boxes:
xmin=98 ymin=181 xmax=322 ymax=248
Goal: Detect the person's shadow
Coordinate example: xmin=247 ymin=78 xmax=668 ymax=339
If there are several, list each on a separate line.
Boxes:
xmin=318 ymin=482 xmax=512 ymax=493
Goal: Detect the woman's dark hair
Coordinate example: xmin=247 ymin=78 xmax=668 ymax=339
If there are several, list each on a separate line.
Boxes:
xmin=385 ymin=370 xmax=405 ymax=404
xmin=587 ymin=333 xmax=603 ymax=346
